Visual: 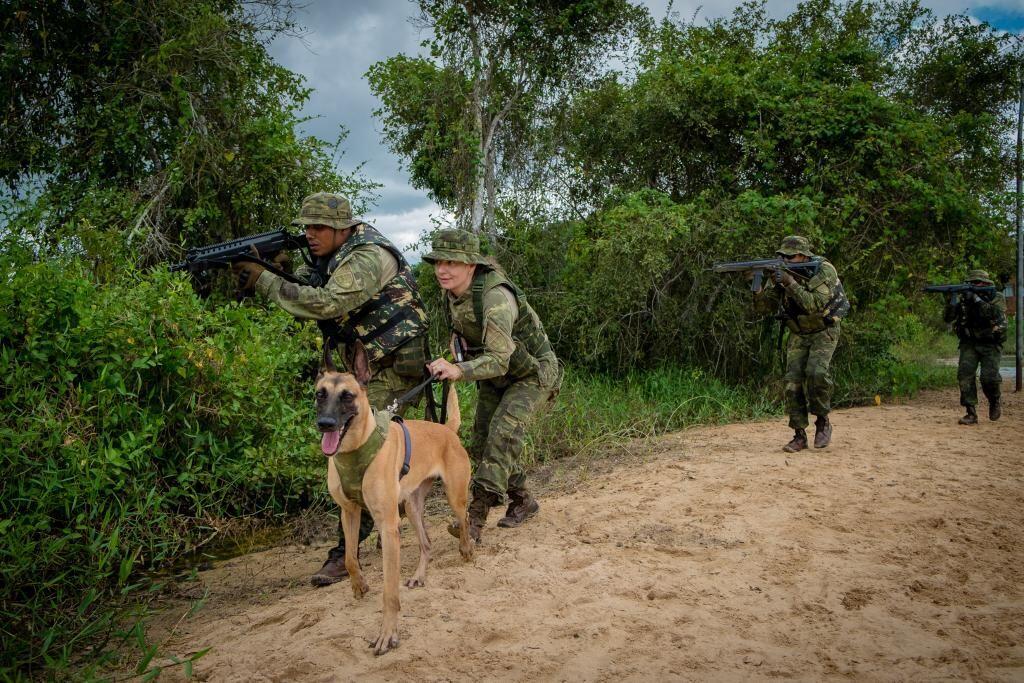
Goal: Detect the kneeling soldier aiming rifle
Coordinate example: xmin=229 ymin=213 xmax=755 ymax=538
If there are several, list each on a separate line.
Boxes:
xmin=715 ymin=235 xmax=849 ymax=453
xmin=924 ymin=270 xmax=1007 ymax=424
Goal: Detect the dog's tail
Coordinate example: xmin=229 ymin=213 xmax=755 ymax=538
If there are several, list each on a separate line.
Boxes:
xmin=443 ymin=382 xmax=461 ymax=434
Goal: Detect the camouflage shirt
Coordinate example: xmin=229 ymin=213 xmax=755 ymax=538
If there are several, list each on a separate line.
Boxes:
xmin=448 ymin=285 xmax=519 ymax=381
xmin=255 ymin=243 xmax=397 ymax=321
xmin=754 ymin=258 xmax=842 ymax=334
xmin=945 ymin=291 xmax=1008 ymax=345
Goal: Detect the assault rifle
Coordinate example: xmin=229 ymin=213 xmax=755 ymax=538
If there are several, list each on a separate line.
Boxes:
xmin=923 ymin=283 xmax=997 ymax=306
xmin=712 ymin=257 xmax=821 ymax=291
xmin=170 ymin=228 xmax=312 ymax=282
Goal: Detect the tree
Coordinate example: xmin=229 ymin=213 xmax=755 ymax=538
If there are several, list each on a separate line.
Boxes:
xmin=0 ymin=0 xmax=377 ymax=269
xmin=368 ymin=0 xmax=644 ymax=235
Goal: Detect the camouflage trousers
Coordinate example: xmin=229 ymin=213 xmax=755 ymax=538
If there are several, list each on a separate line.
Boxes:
xmin=470 ymin=371 xmax=560 ymax=501
xmin=784 ymin=325 xmax=840 ymax=430
xmin=957 ymin=341 xmax=1003 ymax=407
xmin=332 ymin=364 xmax=421 ymax=555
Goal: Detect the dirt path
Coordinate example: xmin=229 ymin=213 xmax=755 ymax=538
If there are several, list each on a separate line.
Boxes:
xmin=146 ymin=386 xmax=1024 ymax=682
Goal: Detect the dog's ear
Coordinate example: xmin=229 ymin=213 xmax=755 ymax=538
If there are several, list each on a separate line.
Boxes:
xmin=351 ymin=340 xmax=371 ymax=387
xmin=321 ymin=339 xmax=336 ymax=375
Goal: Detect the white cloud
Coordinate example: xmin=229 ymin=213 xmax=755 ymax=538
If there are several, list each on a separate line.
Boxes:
xmin=365 ymin=203 xmax=453 ymax=259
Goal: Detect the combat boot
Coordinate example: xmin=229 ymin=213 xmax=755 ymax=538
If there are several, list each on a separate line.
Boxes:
xmin=311 ymin=547 xmax=349 ymax=586
xmin=782 ymin=429 xmax=808 ymax=453
xmin=448 ymin=489 xmax=498 ymax=544
xmin=497 ymin=488 xmax=540 ymax=528
xmin=813 ymin=416 xmax=832 ymax=449
xmin=989 ymin=399 xmax=1001 ymax=421
xmin=958 ymin=405 xmax=978 ymax=425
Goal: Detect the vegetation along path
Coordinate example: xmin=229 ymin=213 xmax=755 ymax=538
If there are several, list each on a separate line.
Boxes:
xmin=146 ymin=386 xmax=1023 ymax=681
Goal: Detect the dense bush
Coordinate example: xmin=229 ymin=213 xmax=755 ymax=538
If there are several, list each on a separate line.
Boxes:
xmin=0 ymin=257 xmax=325 ymax=674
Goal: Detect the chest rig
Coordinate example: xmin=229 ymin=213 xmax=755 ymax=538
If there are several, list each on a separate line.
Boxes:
xmin=310 ymin=225 xmax=429 ymax=365
xmin=447 ymin=268 xmax=554 ymax=380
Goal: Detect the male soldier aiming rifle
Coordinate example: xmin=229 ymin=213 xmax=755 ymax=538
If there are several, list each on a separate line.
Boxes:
xmin=938 ymin=269 xmax=1007 ymax=424
xmin=232 ymin=193 xmax=430 ymax=586
xmin=749 ymin=236 xmax=845 ymax=453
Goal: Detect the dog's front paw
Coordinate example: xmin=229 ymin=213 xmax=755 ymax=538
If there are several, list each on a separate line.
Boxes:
xmin=350 ymin=575 xmax=369 ymax=599
xmin=371 ymin=628 xmax=400 ymax=655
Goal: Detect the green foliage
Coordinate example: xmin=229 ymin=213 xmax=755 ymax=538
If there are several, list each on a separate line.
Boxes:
xmin=0 ymin=257 xmax=325 ymax=675
xmin=1 ymin=0 xmax=377 ymax=270
xmin=368 ymin=0 xmax=644 ymax=231
xmin=494 ymin=0 xmax=1017 ymax=390
xmin=528 ymin=365 xmax=778 ymax=464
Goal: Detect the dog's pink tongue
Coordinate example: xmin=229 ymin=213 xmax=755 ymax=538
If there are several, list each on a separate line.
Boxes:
xmin=321 ymin=430 xmax=341 ymax=455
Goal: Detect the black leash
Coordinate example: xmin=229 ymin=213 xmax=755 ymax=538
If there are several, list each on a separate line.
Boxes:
xmin=386 ymin=373 xmax=451 ymax=425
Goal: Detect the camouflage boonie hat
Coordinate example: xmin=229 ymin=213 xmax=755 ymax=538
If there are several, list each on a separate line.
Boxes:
xmin=965 ymin=269 xmax=995 ymax=285
xmin=291 ymin=192 xmax=362 ymax=230
xmin=421 ymin=229 xmax=490 ymax=265
xmin=776 ymin=235 xmax=814 ymax=257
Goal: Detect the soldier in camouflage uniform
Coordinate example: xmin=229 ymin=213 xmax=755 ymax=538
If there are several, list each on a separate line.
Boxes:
xmin=943 ymin=269 xmax=1007 ymax=424
xmin=422 ymin=229 xmax=561 ymax=544
xmin=752 ymin=236 xmax=845 ymax=453
xmin=233 ymin=192 xmax=430 ymax=585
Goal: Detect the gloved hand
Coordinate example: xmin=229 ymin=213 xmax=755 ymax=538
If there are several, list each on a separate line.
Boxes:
xmin=963 ymin=290 xmax=976 ymax=304
xmin=774 ymin=268 xmax=795 ymax=287
xmin=231 ymin=246 xmax=266 ymax=292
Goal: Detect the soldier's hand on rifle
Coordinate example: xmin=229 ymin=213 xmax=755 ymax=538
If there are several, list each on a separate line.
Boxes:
xmin=963 ymin=290 xmax=976 ymax=303
xmin=231 ymin=246 xmax=266 ymax=292
xmin=773 ymin=268 xmax=796 ymax=287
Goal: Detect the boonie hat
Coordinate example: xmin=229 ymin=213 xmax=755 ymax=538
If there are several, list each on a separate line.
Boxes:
xmin=776 ymin=235 xmax=814 ymax=258
xmin=965 ymin=269 xmax=995 ymax=286
xmin=291 ymin=192 xmax=362 ymax=230
xmin=421 ymin=229 xmax=490 ymax=265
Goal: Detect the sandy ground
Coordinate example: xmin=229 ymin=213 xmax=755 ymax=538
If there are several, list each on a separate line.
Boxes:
xmin=144 ymin=385 xmax=1024 ymax=682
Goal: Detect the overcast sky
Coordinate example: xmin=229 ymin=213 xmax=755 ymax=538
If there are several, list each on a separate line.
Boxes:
xmin=268 ymin=0 xmax=1024 ymax=253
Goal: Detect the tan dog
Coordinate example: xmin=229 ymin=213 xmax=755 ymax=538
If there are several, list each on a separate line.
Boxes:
xmin=316 ymin=342 xmax=473 ymax=655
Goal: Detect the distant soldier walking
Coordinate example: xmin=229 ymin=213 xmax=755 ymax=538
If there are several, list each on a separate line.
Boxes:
xmin=422 ymin=229 xmax=561 ymax=544
xmin=752 ymin=236 xmax=847 ymax=452
xmin=943 ymin=269 xmax=1007 ymax=424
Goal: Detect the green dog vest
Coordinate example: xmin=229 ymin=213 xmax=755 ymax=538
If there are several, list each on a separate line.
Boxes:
xmin=332 ymin=410 xmax=392 ymax=509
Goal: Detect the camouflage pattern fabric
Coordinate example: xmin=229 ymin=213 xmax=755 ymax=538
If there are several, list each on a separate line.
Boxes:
xmin=775 ymin=235 xmax=814 ymax=257
xmin=783 ymin=325 xmax=840 ymax=429
xmin=753 ymin=257 xmax=842 ymax=335
xmin=470 ymin=370 xmax=559 ymax=499
xmin=944 ymin=289 xmax=1008 ymax=346
xmin=956 ymin=342 xmax=1003 ymax=407
xmin=435 ymin=241 xmax=560 ymax=500
xmin=330 ymin=367 xmax=420 ymax=552
xmin=448 ymin=269 xmax=557 ymax=381
xmin=291 ymin=192 xmax=362 ymax=231
xmin=944 ymin=281 xmax=1006 ymax=408
xmin=253 ymin=211 xmax=429 ymax=554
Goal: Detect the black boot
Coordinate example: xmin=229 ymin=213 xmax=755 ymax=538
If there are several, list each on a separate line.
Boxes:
xmin=958 ymin=405 xmax=978 ymax=425
xmin=982 ymin=383 xmax=1002 ymax=421
xmin=497 ymin=488 xmax=540 ymax=528
xmin=782 ymin=429 xmax=808 ymax=453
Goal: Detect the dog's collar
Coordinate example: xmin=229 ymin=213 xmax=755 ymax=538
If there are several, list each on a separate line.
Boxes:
xmin=333 ymin=409 xmax=392 ymax=509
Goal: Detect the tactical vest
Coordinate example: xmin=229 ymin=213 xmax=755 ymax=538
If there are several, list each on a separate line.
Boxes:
xmin=311 ymin=225 xmax=429 ymax=368
xmin=954 ymin=294 xmax=1005 ymax=345
xmin=780 ymin=258 xmax=845 ymax=335
xmin=449 ymin=268 xmax=555 ymax=381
